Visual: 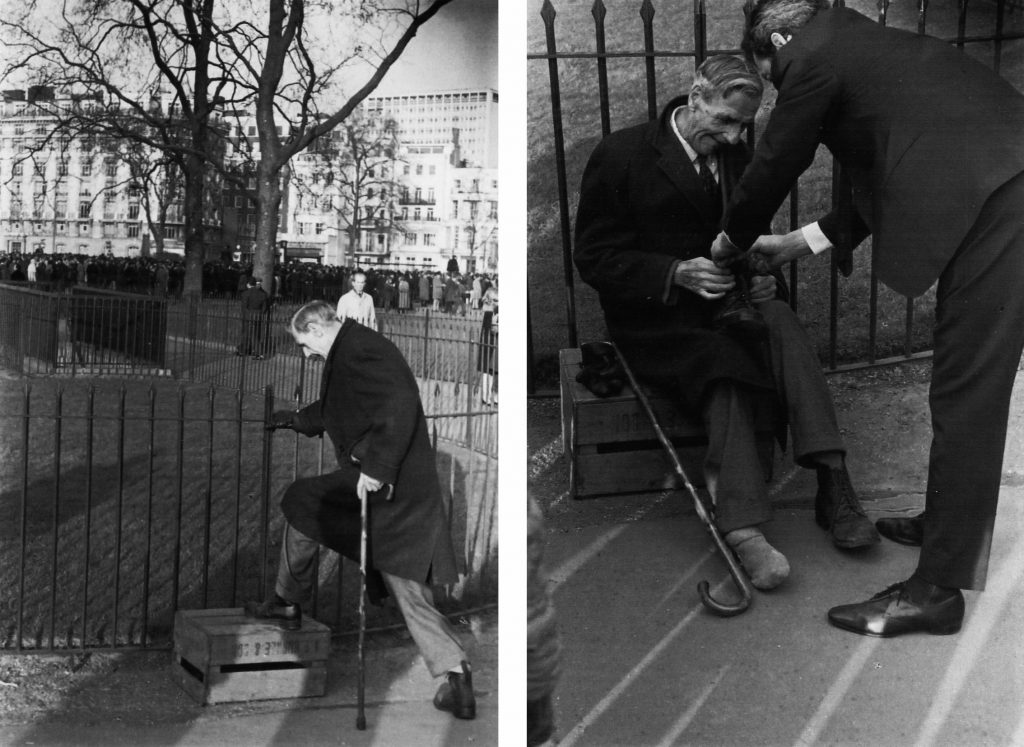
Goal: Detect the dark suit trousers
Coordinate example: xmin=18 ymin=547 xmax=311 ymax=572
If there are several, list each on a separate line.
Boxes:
xmin=703 ymin=300 xmax=845 ymax=533
xmin=918 ymin=170 xmax=1024 ymax=590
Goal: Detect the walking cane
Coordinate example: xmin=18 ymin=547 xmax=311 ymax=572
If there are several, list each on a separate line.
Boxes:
xmin=356 ymin=485 xmax=369 ymax=730
xmin=609 ymin=342 xmax=754 ymax=616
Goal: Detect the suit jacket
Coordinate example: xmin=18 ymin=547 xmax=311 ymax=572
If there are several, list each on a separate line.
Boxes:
xmin=723 ymin=7 xmax=1024 ymax=298
xmin=574 ymin=96 xmax=780 ymax=411
xmin=285 ymin=319 xmax=458 ymax=585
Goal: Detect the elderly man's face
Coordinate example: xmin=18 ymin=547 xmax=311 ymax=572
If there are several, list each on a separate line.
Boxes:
xmin=685 ymin=89 xmax=761 ymax=156
xmin=351 ymin=274 xmax=366 ymax=294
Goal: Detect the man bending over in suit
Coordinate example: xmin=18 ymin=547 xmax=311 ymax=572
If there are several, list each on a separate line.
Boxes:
xmin=574 ymin=54 xmax=878 ymax=592
xmin=713 ymin=0 xmax=1024 ymax=637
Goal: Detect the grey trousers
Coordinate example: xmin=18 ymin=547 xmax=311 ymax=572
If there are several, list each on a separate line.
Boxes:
xmin=704 ymin=299 xmax=845 ymax=533
xmin=275 ymin=523 xmax=466 ymax=677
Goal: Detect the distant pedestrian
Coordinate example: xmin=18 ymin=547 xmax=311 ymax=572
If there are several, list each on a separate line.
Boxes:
xmin=236 ymin=277 xmax=269 ymax=359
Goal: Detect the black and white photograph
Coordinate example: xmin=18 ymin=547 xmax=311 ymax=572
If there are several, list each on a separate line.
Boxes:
xmin=0 ymin=0 xmax=498 ymax=743
xmin=527 ymin=1 xmax=1024 ymax=744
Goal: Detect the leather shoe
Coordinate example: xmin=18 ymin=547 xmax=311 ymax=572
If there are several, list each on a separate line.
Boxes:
xmin=827 ymin=575 xmax=964 ymax=638
xmin=711 ymin=288 xmax=767 ymax=339
xmin=875 ymin=512 xmax=925 ymax=547
xmin=815 ymin=466 xmax=880 ymax=549
xmin=433 ymin=660 xmax=476 ymax=720
xmin=244 ymin=597 xmax=302 ymax=631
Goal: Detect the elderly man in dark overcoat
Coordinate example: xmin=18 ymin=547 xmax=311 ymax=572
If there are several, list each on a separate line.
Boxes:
xmin=712 ymin=0 xmax=1024 ymax=637
xmin=574 ymin=55 xmax=877 ymax=592
xmin=252 ymin=300 xmax=475 ymax=720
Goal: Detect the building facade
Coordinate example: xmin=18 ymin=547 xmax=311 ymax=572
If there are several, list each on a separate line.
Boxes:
xmin=0 ymin=88 xmax=226 ymax=259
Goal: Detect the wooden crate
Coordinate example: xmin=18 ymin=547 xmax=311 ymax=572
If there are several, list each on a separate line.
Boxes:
xmin=171 ymin=608 xmax=331 ymax=705
xmin=560 ymin=347 xmax=774 ymax=498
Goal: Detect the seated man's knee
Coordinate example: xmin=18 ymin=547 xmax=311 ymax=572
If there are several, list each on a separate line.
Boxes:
xmin=758 ymin=298 xmax=802 ymax=331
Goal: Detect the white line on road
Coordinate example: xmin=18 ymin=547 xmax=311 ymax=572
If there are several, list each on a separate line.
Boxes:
xmin=549 ymin=492 xmax=670 ymax=588
xmin=558 ymin=578 xmax=730 ymax=747
xmin=529 ymin=434 xmax=563 ymax=480
xmin=655 ymin=664 xmax=732 ymax=747
xmin=655 ymin=548 xmax=715 ymax=610
xmin=793 ymin=636 xmax=882 ymax=747
xmin=914 ymin=529 xmax=1024 ymax=747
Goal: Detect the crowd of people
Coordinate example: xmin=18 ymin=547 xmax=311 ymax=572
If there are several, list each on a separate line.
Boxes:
xmin=0 ymin=251 xmax=497 ymax=314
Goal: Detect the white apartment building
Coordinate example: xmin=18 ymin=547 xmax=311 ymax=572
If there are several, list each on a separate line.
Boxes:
xmin=364 ymin=89 xmax=499 ymax=169
xmin=0 ymin=88 xmax=224 ymax=258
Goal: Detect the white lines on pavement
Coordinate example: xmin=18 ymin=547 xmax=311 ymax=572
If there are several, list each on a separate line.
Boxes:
xmin=914 ymin=529 xmax=1024 ymax=747
xmin=549 ymin=492 xmax=670 ymax=588
xmin=558 ymin=577 xmax=731 ymax=747
xmin=792 ymin=636 xmax=883 ymax=747
xmin=655 ymin=664 xmax=732 ymax=747
xmin=529 ymin=435 xmax=563 ymax=480
xmin=655 ymin=548 xmax=715 ymax=610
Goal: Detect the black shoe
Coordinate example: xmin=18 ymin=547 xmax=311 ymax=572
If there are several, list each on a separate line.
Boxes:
xmin=433 ymin=660 xmax=476 ymax=720
xmin=827 ymin=574 xmax=964 ymax=637
xmin=712 ymin=288 xmax=768 ymax=338
xmin=244 ymin=597 xmax=301 ymax=631
xmin=876 ymin=512 xmax=925 ymax=547
xmin=815 ymin=466 xmax=881 ymax=549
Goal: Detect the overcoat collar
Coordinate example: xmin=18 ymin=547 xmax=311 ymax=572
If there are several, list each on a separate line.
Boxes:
xmin=319 ymin=319 xmax=355 ymax=402
xmin=649 ymin=94 xmax=736 ymax=224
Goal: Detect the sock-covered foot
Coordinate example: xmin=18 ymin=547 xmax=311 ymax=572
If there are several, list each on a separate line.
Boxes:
xmin=725 ymin=526 xmax=790 ymax=590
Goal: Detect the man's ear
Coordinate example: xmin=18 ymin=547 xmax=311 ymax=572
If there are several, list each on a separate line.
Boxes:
xmin=770 ymin=32 xmax=792 ymax=49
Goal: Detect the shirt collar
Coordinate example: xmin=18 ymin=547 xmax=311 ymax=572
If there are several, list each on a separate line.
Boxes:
xmin=670 ymin=105 xmax=716 ymax=173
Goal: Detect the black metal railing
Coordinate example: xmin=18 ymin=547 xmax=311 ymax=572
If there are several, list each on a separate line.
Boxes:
xmin=0 ymin=376 xmax=497 ymax=654
xmin=527 ymin=0 xmax=1024 ymax=391
xmin=0 ymin=285 xmax=498 ymax=452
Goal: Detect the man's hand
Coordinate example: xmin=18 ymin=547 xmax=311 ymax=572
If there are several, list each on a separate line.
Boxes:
xmin=748 ymin=274 xmax=777 ymax=304
xmin=357 ymin=473 xmax=394 ymax=502
xmin=749 ymin=229 xmax=812 ymax=270
xmin=710 ymin=231 xmax=744 ymax=267
xmin=673 ymin=257 xmax=735 ymax=300
xmin=266 ymin=409 xmax=297 ymax=431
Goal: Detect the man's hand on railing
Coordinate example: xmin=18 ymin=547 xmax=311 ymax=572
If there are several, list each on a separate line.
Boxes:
xmin=265 ymin=409 xmax=298 ymax=431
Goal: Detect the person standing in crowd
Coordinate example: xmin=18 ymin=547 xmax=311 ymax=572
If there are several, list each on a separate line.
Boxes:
xmin=236 ymin=276 xmax=269 ymax=359
xmin=398 ymin=274 xmax=411 ymax=314
xmin=713 ymin=0 xmax=1024 ymax=636
xmin=477 ymin=279 xmax=498 ymax=406
xmin=575 ymin=54 xmax=878 ymax=590
xmin=335 ymin=270 xmax=377 ymax=330
xmin=253 ymin=300 xmax=476 ymax=721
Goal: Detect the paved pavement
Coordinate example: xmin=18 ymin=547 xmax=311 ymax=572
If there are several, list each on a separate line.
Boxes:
xmin=530 ymin=361 xmax=1024 ymax=746
xmin=0 ymin=609 xmax=497 ymax=746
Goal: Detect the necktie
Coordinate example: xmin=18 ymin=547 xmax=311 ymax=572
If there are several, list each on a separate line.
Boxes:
xmin=696 ymin=155 xmax=717 ymax=197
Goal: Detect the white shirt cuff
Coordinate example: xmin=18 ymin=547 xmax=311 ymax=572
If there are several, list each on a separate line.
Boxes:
xmin=802 ymin=222 xmax=833 ymax=255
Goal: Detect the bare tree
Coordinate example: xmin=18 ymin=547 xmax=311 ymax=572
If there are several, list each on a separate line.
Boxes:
xmin=2 ymin=0 xmax=456 ymax=289
xmin=215 ymin=0 xmax=456 ymax=284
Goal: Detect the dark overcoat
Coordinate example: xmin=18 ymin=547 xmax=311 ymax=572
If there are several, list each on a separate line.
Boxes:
xmin=283 ymin=319 xmax=458 ymax=586
xmin=574 ymin=96 xmax=779 ymax=412
xmin=723 ymin=7 xmax=1024 ymax=298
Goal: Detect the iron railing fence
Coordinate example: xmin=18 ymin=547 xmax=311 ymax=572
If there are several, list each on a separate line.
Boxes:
xmin=527 ymin=0 xmax=1024 ymax=392
xmin=0 ymin=379 xmax=497 ymax=654
xmin=0 ymin=285 xmax=498 ymax=453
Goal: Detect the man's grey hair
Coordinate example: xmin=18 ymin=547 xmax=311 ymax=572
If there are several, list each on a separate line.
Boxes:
xmin=741 ymin=0 xmax=831 ymax=62
xmin=691 ymin=55 xmax=764 ymax=102
xmin=290 ymin=300 xmax=337 ymax=333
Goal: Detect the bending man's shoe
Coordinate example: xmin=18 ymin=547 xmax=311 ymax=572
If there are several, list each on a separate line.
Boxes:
xmin=815 ymin=466 xmax=880 ymax=549
xmin=875 ymin=512 xmax=925 ymax=547
xmin=725 ymin=526 xmax=790 ymax=591
xmin=827 ymin=574 xmax=964 ymax=638
xmin=434 ymin=660 xmax=476 ymax=720
xmin=244 ymin=596 xmax=302 ymax=631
